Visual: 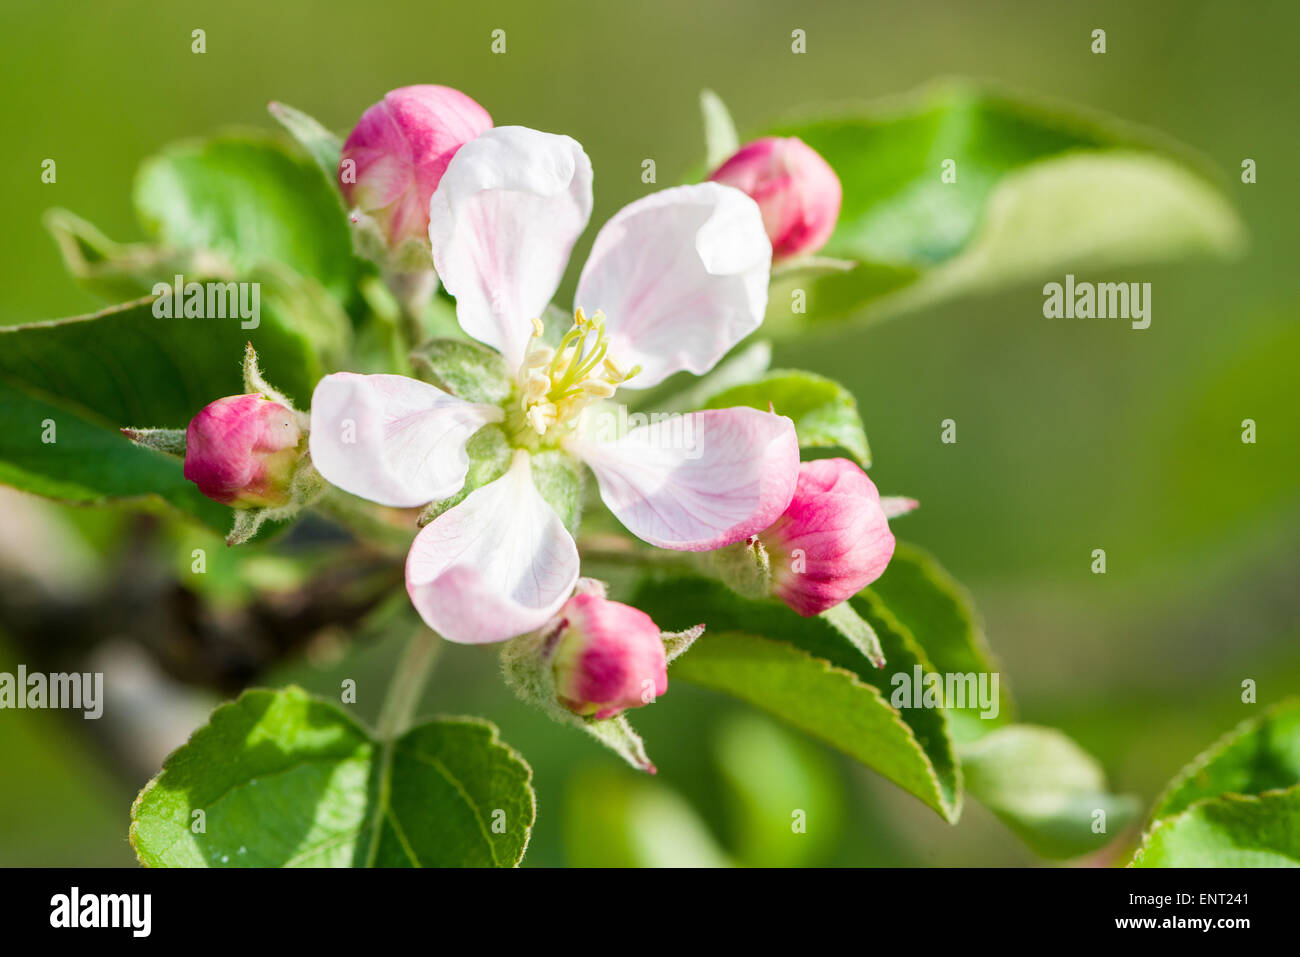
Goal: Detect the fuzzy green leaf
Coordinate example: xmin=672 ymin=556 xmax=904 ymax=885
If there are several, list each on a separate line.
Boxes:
xmin=130 ymin=687 xmax=535 ymax=867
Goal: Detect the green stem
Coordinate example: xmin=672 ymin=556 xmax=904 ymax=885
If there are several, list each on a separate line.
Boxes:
xmin=376 ymin=628 xmax=442 ymax=740
xmin=384 ymin=268 xmax=436 ymax=354
xmin=313 ymin=489 xmax=414 ymax=552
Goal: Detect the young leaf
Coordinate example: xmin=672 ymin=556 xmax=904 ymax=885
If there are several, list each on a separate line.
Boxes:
xmin=699 ymin=88 xmax=740 ymax=171
xmin=130 ymin=687 xmax=535 ymax=867
xmin=268 ymin=101 xmax=344 ymax=189
xmin=632 ymin=574 xmax=961 ymax=821
xmin=134 ymin=134 xmax=360 ymax=304
xmin=702 ymin=369 xmax=871 ymax=466
xmin=1131 ymin=785 xmax=1300 ymax=868
xmin=1148 ymin=697 xmax=1300 ymax=822
xmin=960 ymin=724 xmax=1139 ymax=860
xmin=759 ymin=83 xmax=1245 ymax=331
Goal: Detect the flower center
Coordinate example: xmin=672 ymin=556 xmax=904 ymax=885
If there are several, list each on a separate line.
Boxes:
xmin=511 ymin=308 xmax=639 ymax=442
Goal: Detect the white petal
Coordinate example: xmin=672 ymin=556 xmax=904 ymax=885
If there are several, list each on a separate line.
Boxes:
xmin=309 ymin=373 xmax=500 ymax=508
xmin=405 ymin=452 xmax=580 ymax=644
xmin=568 ymin=407 xmax=798 ymax=551
xmin=574 ymin=182 xmax=770 ymax=390
xmin=428 ymin=126 xmax=593 ymax=371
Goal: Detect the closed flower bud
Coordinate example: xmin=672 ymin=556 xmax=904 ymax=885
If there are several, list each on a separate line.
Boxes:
xmin=708 ymin=136 xmax=842 ymax=261
xmin=339 ymin=84 xmax=492 ymax=250
xmin=551 ymin=593 xmax=667 ymax=720
xmin=184 ymin=394 xmax=304 ymax=508
xmin=759 ymin=458 xmax=897 ymax=616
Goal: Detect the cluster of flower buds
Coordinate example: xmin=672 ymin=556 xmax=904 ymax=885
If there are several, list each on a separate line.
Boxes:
xmin=708 ymin=136 xmax=842 ymax=262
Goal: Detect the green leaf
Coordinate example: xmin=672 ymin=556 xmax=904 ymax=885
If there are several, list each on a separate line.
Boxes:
xmin=702 ymin=369 xmax=870 ymax=466
xmin=1131 ymin=785 xmax=1300 ymax=868
xmin=632 ymin=574 xmax=961 ymax=821
xmin=134 ymin=134 xmax=360 ymax=304
xmin=1149 ymin=698 xmax=1300 ymax=822
xmin=760 ymin=83 xmax=1245 ymax=331
xmin=699 ymin=88 xmax=739 ymax=171
xmin=960 ymin=725 xmax=1139 ymax=859
xmin=865 ymin=542 xmax=1013 ymax=736
xmin=268 ymin=101 xmax=343 ymax=188
xmin=0 ymin=379 xmax=228 ymax=530
xmin=0 ymin=298 xmax=323 ymax=425
xmin=0 ymin=298 xmax=328 ymax=528
xmin=130 ymin=687 xmax=535 ymax=867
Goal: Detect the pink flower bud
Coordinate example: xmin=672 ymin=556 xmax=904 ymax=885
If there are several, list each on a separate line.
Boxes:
xmin=184 ymin=395 xmax=303 ymax=508
xmin=551 ymin=593 xmax=667 ymax=720
xmin=339 ymin=85 xmax=492 ymax=249
xmin=708 ymin=136 xmax=842 ymax=261
xmin=759 ymin=458 xmax=896 ymax=616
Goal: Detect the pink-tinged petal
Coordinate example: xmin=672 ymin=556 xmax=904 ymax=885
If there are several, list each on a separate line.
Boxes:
xmin=405 ymin=452 xmax=580 ymax=644
xmin=309 ymin=373 xmax=500 ymax=508
xmin=569 ymin=408 xmax=798 ymax=551
xmin=428 ymin=126 xmax=593 ymax=371
xmin=574 ymin=183 xmax=770 ymax=390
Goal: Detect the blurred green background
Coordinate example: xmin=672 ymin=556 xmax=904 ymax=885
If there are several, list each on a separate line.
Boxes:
xmin=1 ymin=0 xmax=1296 ymax=866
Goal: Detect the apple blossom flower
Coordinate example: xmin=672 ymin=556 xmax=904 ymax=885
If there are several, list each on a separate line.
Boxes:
xmin=184 ymin=394 xmax=304 ymax=508
xmin=338 ymin=85 xmax=492 ymax=251
xmin=759 ymin=457 xmax=911 ymax=616
xmin=310 ymin=126 xmax=799 ymax=644
xmin=550 ymin=592 xmax=668 ymax=720
xmin=708 ymin=136 xmax=842 ymax=261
